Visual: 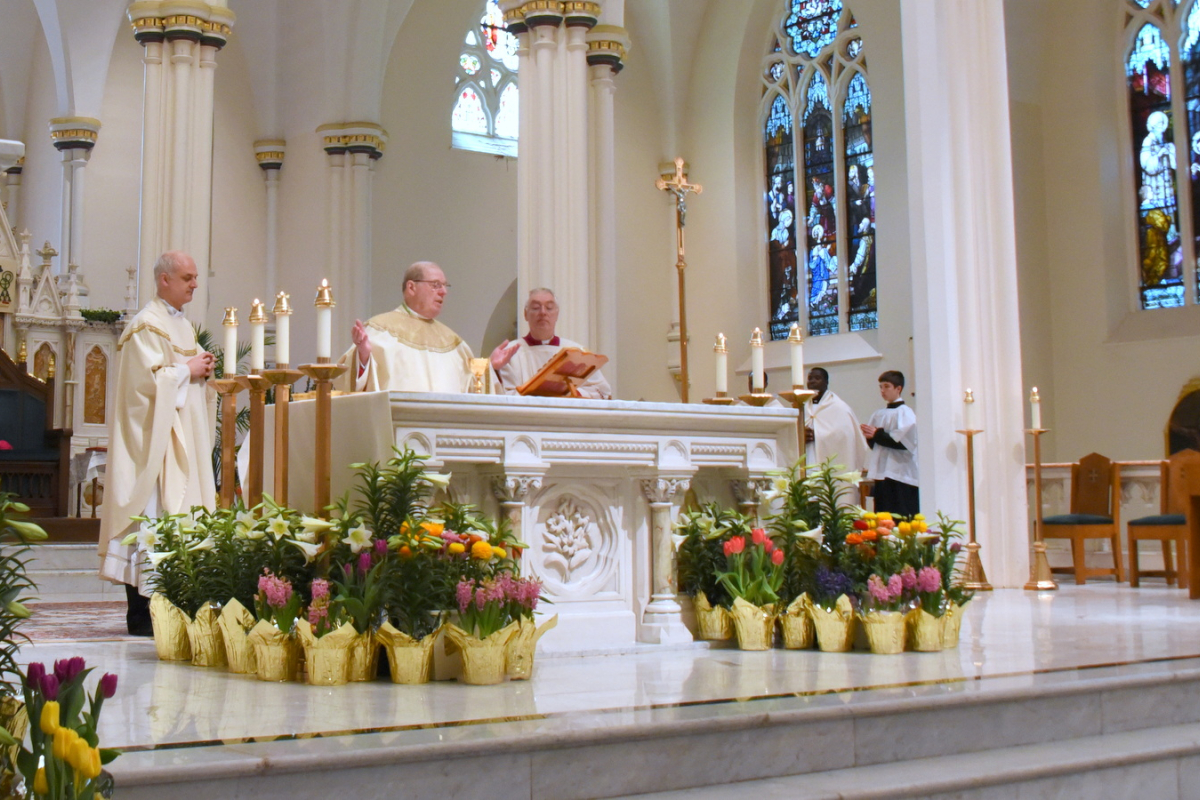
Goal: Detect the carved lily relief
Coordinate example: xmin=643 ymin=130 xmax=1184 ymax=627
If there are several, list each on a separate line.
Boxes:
xmin=543 ymin=497 xmax=596 ymax=582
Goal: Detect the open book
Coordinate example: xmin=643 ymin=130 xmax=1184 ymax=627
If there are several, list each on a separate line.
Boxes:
xmin=517 ymin=347 xmax=609 ymax=398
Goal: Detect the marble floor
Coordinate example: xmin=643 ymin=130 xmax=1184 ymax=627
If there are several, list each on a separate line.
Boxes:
xmin=18 ymin=583 xmax=1200 ymax=757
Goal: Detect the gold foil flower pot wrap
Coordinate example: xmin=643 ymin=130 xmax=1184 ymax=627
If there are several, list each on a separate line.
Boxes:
xmin=348 ymin=629 xmax=380 ymax=682
xmin=860 ymin=610 xmax=907 ymax=655
xmin=376 ymin=622 xmax=440 ymax=685
xmin=247 ymin=619 xmax=301 ymax=682
xmin=150 ymin=593 xmax=192 ymax=661
xmin=780 ymin=593 xmax=815 ymax=650
xmin=217 ymin=598 xmax=258 ymax=674
xmin=906 ymin=608 xmax=944 ymax=652
xmin=297 ymin=620 xmax=357 ymax=686
xmin=942 ymin=601 xmax=965 ymax=649
xmin=811 ymin=594 xmax=856 ymax=653
xmin=730 ymin=598 xmax=777 ymax=651
xmin=446 ymin=622 xmax=518 ymax=685
xmin=186 ymin=602 xmax=228 ymax=668
xmin=694 ymin=591 xmax=733 ymax=641
xmin=0 ymin=696 xmax=27 ymax=772
xmin=505 ymin=614 xmax=558 ymax=681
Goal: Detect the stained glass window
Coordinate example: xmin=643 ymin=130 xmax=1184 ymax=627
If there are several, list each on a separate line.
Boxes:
xmin=766 ymin=94 xmax=799 ymax=341
xmin=802 ymin=71 xmax=839 ymax=336
xmin=1183 ymin=2 xmax=1200 ymax=304
xmin=452 ymin=0 xmax=519 ymax=157
xmin=843 ymin=73 xmax=875 ymax=331
xmin=1127 ymin=23 xmax=1183 ymax=308
xmin=785 ymin=0 xmax=844 ymax=58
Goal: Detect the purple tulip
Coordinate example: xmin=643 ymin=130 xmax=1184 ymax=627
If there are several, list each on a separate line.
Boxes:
xmin=950 ymin=542 xmax=962 ymax=554
xmin=98 ymin=673 xmax=118 ymax=700
xmin=40 ymin=674 xmax=59 ymax=701
xmin=25 ymin=662 xmax=45 ymax=688
xmin=374 ymin=538 xmax=387 ymax=558
xmin=357 ymin=551 xmax=371 ymax=578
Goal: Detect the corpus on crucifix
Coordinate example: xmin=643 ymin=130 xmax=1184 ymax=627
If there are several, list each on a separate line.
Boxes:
xmin=655 ymin=157 xmax=703 ymax=403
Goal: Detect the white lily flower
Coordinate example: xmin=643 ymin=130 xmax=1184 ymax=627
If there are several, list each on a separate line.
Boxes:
xmin=300 ymin=516 xmax=336 ymax=535
xmin=178 ymin=513 xmax=200 ymax=534
xmin=834 ymin=470 xmax=863 ymax=485
xmin=266 ymin=516 xmax=292 ymax=541
xmin=761 ymin=474 xmax=791 ymax=502
xmin=422 ymin=471 xmax=452 ymax=489
xmin=916 ymin=532 xmax=939 ymax=544
xmin=241 ymin=526 xmax=267 ymax=541
xmin=797 ymin=525 xmax=824 ymax=547
xmin=286 ymin=539 xmax=322 ymax=563
xmin=671 ymin=532 xmax=687 ymax=552
xmin=293 ymin=529 xmax=318 ymax=543
xmin=148 ymin=551 xmax=175 ymax=567
xmin=136 ymin=523 xmax=160 ymax=551
xmin=188 ymin=536 xmax=215 ymax=552
xmin=343 ymin=523 xmax=373 ymax=554
xmin=234 ymin=510 xmax=259 ymax=535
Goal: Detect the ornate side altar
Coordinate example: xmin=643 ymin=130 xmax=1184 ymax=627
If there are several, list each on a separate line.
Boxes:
xmin=259 ymin=392 xmax=799 ymax=653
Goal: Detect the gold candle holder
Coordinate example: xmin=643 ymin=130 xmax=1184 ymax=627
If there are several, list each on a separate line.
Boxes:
xmin=956 ymin=420 xmax=992 ymax=591
xmin=738 ymin=393 xmax=775 ymax=407
xmin=234 ymin=373 xmax=270 ymax=508
xmin=260 ymin=367 xmax=304 ymax=506
xmin=1025 ymin=426 xmax=1057 ymax=591
xmin=778 ymin=387 xmax=819 ymax=469
xmin=211 ymin=378 xmax=246 ymax=509
xmin=298 ymin=362 xmax=349 ymax=516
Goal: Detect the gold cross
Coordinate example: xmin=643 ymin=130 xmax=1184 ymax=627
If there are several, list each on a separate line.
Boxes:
xmin=655 ymin=157 xmax=703 ymax=229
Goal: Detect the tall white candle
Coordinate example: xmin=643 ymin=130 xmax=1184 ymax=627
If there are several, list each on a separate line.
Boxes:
xmin=714 ymin=333 xmax=728 ymax=394
xmin=788 ymin=323 xmax=804 ymax=388
xmin=249 ymin=299 xmax=266 ymax=371
xmin=750 ymin=328 xmax=765 ymax=392
xmin=1030 ymin=387 xmax=1042 ymax=430
xmin=273 ymin=292 xmax=291 ymax=366
xmin=222 ymin=307 xmax=238 ymax=377
xmin=963 ymin=389 xmax=977 ymax=431
xmin=315 ymin=279 xmax=334 ymax=360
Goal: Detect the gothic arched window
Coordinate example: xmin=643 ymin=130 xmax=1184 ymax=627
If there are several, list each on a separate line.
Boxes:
xmin=762 ymin=0 xmax=875 ymax=340
xmin=1123 ymin=0 xmax=1200 ymax=309
xmin=452 ymin=0 xmax=519 ymax=157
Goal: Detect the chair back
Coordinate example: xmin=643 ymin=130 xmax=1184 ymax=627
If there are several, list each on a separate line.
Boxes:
xmin=1164 ymin=449 xmax=1200 ymax=515
xmin=1071 ymin=452 xmax=1114 ymax=516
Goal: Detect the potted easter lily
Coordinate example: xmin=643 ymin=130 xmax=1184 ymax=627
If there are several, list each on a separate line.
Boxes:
xmin=328 ymin=517 xmax=389 ymax=682
xmin=715 ymin=528 xmax=785 ymax=650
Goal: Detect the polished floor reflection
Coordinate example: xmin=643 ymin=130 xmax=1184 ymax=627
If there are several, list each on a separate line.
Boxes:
xmin=20 ymin=584 xmax=1200 ymax=753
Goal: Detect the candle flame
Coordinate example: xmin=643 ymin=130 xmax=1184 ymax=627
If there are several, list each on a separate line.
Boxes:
xmin=1031 ymin=387 xmax=1040 ymax=401
xmin=964 ymin=388 xmax=975 ymax=403
xmin=750 ymin=327 xmax=763 ymax=347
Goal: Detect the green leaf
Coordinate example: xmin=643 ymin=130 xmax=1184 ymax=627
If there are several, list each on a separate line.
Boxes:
xmin=99 ymin=747 xmax=122 ymax=765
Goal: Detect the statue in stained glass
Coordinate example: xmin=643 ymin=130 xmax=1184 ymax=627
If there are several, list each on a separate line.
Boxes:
xmin=451 ymin=0 xmax=519 ymax=157
xmin=802 ymin=71 xmax=838 ymax=337
xmin=843 ymin=72 xmax=876 ymax=331
xmin=765 ymin=94 xmax=800 ymax=340
xmin=1182 ymin=1 xmax=1200 ymax=303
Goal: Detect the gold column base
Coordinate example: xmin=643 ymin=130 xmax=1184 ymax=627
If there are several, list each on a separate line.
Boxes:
xmin=1024 ymin=540 xmax=1058 ymax=591
xmin=738 ymin=393 xmax=774 ymax=406
xmin=963 ymin=541 xmax=993 ymax=591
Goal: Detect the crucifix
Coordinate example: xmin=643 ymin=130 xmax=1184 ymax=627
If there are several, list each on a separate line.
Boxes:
xmin=655 ymin=157 xmax=702 ymax=403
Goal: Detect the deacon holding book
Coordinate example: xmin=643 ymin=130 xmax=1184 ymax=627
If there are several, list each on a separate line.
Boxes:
xmin=341 ymin=261 xmax=474 ymax=393
xmin=489 ymin=288 xmax=613 ymax=399
xmin=98 ymin=251 xmax=217 ymax=635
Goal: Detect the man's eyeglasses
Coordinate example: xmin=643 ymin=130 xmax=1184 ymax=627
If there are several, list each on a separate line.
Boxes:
xmin=412 ymin=280 xmax=451 ymax=290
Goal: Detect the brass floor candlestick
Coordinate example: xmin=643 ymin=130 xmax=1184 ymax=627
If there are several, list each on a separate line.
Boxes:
xmin=779 ymin=387 xmax=818 ymax=470
xmin=261 ymin=366 xmax=304 ymax=506
xmin=211 ymin=378 xmax=246 ymax=509
xmin=1024 ymin=428 xmax=1057 ymax=591
xmin=298 ymin=361 xmax=348 ymax=517
xmin=956 ymin=428 xmax=993 ymax=591
xmin=236 ymin=372 xmax=270 ymax=508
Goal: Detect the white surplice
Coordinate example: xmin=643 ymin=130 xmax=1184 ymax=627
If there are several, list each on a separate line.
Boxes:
xmin=493 ymin=335 xmax=613 ymax=399
xmin=865 ymin=400 xmax=919 ymax=487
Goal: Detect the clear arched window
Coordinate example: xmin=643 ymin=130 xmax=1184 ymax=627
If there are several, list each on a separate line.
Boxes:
xmin=1122 ymin=0 xmax=1200 ymax=309
xmin=762 ymin=0 xmax=875 ymax=340
xmin=452 ymin=0 xmax=519 ymax=157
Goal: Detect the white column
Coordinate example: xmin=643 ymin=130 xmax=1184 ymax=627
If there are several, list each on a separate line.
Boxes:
xmin=532 ymin=25 xmax=557 ymax=295
xmin=639 ymin=476 xmax=693 ymax=644
xmin=264 ymin=169 xmax=280 ymax=298
xmin=515 ymin=24 xmax=535 ymax=311
xmin=350 ymin=150 xmax=372 ymax=320
xmin=901 ymin=0 xmax=1028 ymax=587
xmin=136 ymin=36 xmax=165 ymax=307
xmin=3 ymin=161 xmax=22 ymax=231
xmin=589 ymin=60 xmax=618 ymax=388
xmin=563 ymin=25 xmax=590 ymax=345
xmin=58 ymin=151 xmax=72 ymax=272
xmin=190 ymin=40 xmax=219 ymax=322
xmin=68 ymin=150 xmax=87 ymax=271
xmin=168 ymin=36 xmax=194 ymax=248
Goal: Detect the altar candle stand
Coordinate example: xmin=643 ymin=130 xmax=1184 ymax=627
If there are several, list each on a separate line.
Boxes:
xmin=702 ymin=333 xmax=735 ymax=405
xmin=260 ymin=292 xmax=303 ymax=506
xmin=1025 ymin=388 xmax=1056 ymax=590
xmin=237 ymin=299 xmax=270 ymax=508
xmin=212 ymin=309 xmax=244 ymax=509
xmin=958 ymin=389 xmax=992 ymax=591
xmin=777 ymin=324 xmax=816 ymax=467
xmin=299 ymin=280 xmax=347 ymax=517
xmin=739 ymin=328 xmax=774 ymax=407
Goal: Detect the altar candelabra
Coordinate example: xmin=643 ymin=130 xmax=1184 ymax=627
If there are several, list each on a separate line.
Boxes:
xmin=260 ymin=292 xmax=303 ymax=506
xmin=299 ymin=280 xmax=347 ymax=517
xmin=212 ymin=307 xmax=244 ymax=509
xmin=1025 ymin=388 xmax=1056 ymax=590
xmin=776 ymin=325 xmax=816 ymax=470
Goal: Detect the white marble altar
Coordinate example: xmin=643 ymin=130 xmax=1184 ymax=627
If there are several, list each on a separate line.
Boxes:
xmin=258 ymin=392 xmax=800 ymax=653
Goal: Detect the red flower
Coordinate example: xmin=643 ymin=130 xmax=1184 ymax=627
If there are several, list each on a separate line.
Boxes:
xmin=0 ymin=441 xmax=11 ymax=451
xmin=852 ymin=519 xmax=869 ymax=530
xmin=751 ymin=528 xmax=767 ymax=546
xmin=770 ymin=549 xmax=785 ymax=566
xmin=726 ymin=536 xmax=745 ymax=555
xmin=763 ymin=539 xmax=776 ymax=553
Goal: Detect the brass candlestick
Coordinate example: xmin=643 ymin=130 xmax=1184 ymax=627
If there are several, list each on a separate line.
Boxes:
xmin=298 ymin=360 xmax=348 ymax=517
xmin=738 ymin=393 xmax=775 ymax=407
xmin=235 ymin=372 xmax=270 ymax=508
xmin=702 ymin=391 xmax=735 ymax=405
xmin=211 ymin=378 xmax=246 ymax=509
xmin=260 ymin=366 xmax=304 ymax=506
xmin=1024 ymin=427 xmax=1057 ymax=591
xmin=779 ymin=387 xmax=819 ymax=470
xmin=956 ymin=427 xmax=992 ymax=591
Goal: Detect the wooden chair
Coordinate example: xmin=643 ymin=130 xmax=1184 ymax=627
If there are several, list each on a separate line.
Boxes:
xmin=1042 ymin=452 xmax=1124 ymax=585
xmin=1128 ymin=450 xmax=1200 ymax=588
xmin=0 ymin=348 xmax=71 ymax=517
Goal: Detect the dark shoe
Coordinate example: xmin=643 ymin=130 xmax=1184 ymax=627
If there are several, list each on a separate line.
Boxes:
xmin=125 ymin=584 xmax=152 ymax=636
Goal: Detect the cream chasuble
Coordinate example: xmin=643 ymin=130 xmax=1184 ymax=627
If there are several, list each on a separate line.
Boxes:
xmin=804 ymin=390 xmax=869 ymax=473
xmin=338 ymin=304 xmax=474 ymax=393
xmin=494 ymin=335 xmax=613 ymax=399
xmin=99 ymin=298 xmax=217 ymax=591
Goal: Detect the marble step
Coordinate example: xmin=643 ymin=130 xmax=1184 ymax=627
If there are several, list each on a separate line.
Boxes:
xmin=23 ymin=544 xmax=114 ymax=602
xmin=109 ymin=658 xmax=1200 ymax=800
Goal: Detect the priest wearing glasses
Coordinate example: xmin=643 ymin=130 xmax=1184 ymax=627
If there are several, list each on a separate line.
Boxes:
xmin=340 ymin=261 xmax=475 ymax=392
xmin=489 ymin=288 xmax=613 ymax=399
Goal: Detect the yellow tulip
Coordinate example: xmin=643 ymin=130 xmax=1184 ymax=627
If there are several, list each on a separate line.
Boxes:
xmin=53 ymin=727 xmax=72 ymax=760
xmin=70 ymin=739 xmax=100 ymax=779
xmin=33 ymin=767 xmax=48 ymax=795
xmin=39 ymin=700 xmax=60 ymax=735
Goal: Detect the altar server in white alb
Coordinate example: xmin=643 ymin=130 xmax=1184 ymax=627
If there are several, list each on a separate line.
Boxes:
xmin=804 ymin=367 xmax=869 ymax=473
xmin=98 ymin=251 xmax=217 ymax=635
xmin=341 ymin=261 xmax=474 ymax=393
xmin=861 ymin=370 xmax=919 ymax=517
xmin=488 ymin=288 xmax=613 ymax=399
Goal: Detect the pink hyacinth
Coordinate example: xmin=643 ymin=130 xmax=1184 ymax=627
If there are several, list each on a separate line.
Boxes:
xmin=455 ymin=580 xmax=474 ymax=613
xmin=917 ymin=566 xmax=942 ymax=593
xmin=258 ymin=572 xmax=293 ymax=609
xmin=900 ymin=566 xmax=917 ymax=591
xmin=515 ymin=577 xmax=542 ymax=611
xmin=867 ymin=574 xmax=890 ymax=604
xmin=886 ymin=573 xmax=903 ymax=600
xmin=311 ymin=579 xmax=330 ymax=602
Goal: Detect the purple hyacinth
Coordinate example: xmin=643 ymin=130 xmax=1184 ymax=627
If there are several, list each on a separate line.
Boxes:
xmin=815 ymin=567 xmax=853 ymax=600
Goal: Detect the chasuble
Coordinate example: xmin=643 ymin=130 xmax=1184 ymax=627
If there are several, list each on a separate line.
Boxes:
xmin=339 ymin=305 xmax=474 ymax=393
xmin=494 ymin=335 xmax=613 ymax=399
xmin=805 ymin=390 xmax=869 ymax=473
xmin=98 ymin=298 xmax=217 ymax=591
